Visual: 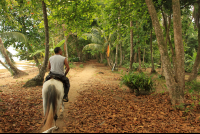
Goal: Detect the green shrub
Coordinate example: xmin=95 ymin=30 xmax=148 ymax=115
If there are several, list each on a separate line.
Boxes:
xmin=132 ymin=63 xmax=139 ymax=70
xmin=122 ymin=62 xmax=129 ymax=69
xmin=79 ymin=64 xmax=84 ymax=68
xmin=69 ymin=62 xmax=76 ymax=68
xmin=69 ymin=57 xmax=80 ymax=62
xmin=121 ymin=72 xmax=154 ymax=95
xmin=142 ymin=63 xmax=151 ymax=68
xmin=103 ymin=59 xmax=107 ymax=66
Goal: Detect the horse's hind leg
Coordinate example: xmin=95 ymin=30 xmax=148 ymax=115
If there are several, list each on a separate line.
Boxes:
xmin=54 ymin=114 xmax=59 ymax=130
xmin=62 ymin=101 xmax=64 ymax=113
xmin=59 ymin=101 xmax=64 ymax=118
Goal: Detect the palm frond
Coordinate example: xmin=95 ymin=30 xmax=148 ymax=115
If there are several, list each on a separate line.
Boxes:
xmin=0 ymin=32 xmax=27 ymax=43
xmin=83 ymin=43 xmax=102 ymax=51
xmin=82 ymin=33 xmax=102 ymax=44
xmin=29 ymin=48 xmax=45 ymax=57
xmin=54 ymin=39 xmax=65 ymax=48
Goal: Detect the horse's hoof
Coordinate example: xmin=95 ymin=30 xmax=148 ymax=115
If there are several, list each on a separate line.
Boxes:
xmin=55 ymin=126 xmax=59 ymax=130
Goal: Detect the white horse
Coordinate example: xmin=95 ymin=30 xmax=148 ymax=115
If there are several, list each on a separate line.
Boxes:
xmin=42 ymin=79 xmax=64 ymax=133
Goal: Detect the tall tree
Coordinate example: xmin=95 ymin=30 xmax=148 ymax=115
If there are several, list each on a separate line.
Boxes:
xmin=188 ymin=1 xmax=200 ymax=81
xmin=172 ymin=0 xmax=185 ymax=94
xmin=24 ymin=0 xmax=49 ymax=87
xmin=145 ymin=0 xmax=184 ymax=105
xmin=129 ymin=20 xmax=134 ymax=71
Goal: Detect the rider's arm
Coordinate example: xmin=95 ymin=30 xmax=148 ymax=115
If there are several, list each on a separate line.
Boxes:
xmin=64 ymin=58 xmax=70 ymax=76
xmin=47 ymin=61 xmax=51 ymax=71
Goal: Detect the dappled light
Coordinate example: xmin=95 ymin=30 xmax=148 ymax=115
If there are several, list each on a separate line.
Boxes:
xmin=1 ymin=0 xmax=200 ymax=133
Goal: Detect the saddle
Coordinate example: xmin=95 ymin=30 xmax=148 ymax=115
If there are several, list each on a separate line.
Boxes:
xmin=45 ymin=73 xmax=63 ymax=83
xmin=48 ymin=74 xmax=62 ymax=82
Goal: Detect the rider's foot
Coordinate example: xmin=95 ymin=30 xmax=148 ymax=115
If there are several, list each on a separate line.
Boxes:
xmin=63 ymin=96 xmax=68 ymax=102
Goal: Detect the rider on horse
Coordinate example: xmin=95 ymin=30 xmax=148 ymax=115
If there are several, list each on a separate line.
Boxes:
xmin=44 ymin=47 xmax=70 ymax=102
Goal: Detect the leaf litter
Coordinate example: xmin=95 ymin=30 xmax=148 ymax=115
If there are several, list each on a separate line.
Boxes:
xmin=1 ymin=65 xmax=200 ymax=133
xmin=0 ymin=81 xmax=43 ymax=133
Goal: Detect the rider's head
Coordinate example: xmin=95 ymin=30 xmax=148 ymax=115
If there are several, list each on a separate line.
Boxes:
xmin=54 ymin=47 xmax=62 ymax=55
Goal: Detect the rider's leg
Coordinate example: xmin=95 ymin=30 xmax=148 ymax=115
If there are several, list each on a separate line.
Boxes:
xmin=63 ymin=77 xmax=70 ymax=102
xmin=44 ymin=72 xmax=51 ymax=82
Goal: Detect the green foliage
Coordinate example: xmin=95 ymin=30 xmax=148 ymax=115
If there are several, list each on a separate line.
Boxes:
xmin=132 ymin=63 xmax=139 ymax=70
xmin=184 ymin=49 xmax=197 ymax=73
xmin=69 ymin=62 xmax=76 ymax=69
xmin=103 ymin=59 xmax=107 ymax=66
xmin=141 ymin=63 xmax=151 ymax=68
xmin=79 ymin=64 xmax=84 ymax=68
xmin=121 ymin=72 xmax=154 ymax=95
xmin=29 ymin=39 xmax=66 ymax=57
xmin=69 ymin=57 xmax=80 ymax=62
xmin=185 ymin=80 xmax=200 ymax=93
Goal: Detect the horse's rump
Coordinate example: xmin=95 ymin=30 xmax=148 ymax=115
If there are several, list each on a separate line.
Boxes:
xmin=42 ymin=79 xmax=64 ymax=132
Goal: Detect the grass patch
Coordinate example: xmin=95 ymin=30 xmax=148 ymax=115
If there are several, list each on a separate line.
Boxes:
xmin=185 ymin=80 xmax=200 ymax=94
xmin=79 ymin=64 xmax=84 ymax=68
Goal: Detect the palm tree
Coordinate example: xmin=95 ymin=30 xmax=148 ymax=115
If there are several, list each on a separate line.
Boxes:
xmin=82 ymin=27 xmax=117 ymax=68
xmin=0 ymin=32 xmax=28 ymax=78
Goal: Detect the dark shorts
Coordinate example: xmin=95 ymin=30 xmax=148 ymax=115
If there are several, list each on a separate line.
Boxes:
xmin=45 ymin=72 xmax=70 ymax=97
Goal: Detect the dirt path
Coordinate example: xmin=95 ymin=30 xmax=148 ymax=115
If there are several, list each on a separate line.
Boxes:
xmin=54 ymin=63 xmax=97 ymax=133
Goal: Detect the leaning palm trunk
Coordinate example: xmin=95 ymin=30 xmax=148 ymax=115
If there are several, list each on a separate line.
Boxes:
xmin=0 ymin=60 xmax=10 ymax=71
xmin=146 ymin=0 xmax=184 ymax=105
xmin=23 ymin=1 xmax=49 ymax=87
xmin=0 ymin=38 xmax=28 ymax=78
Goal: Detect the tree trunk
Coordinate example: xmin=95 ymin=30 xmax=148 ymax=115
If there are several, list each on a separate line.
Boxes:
xmin=65 ymin=34 xmax=69 ymax=62
xmin=143 ymin=47 xmax=145 ymax=67
xmin=100 ymin=53 xmax=103 ymax=63
xmin=119 ymin=41 xmax=123 ymax=66
xmin=145 ymin=0 xmax=184 ymax=105
xmin=106 ymin=44 xmax=112 ymax=68
xmin=0 ymin=60 xmax=10 ymax=70
xmin=138 ymin=47 xmax=142 ymax=72
xmin=188 ymin=2 xmax=200 ymax=81
xmin=130 ymin=20 xmax=134 ymax=71
xmin=134 ymin=52 xmax=137 ymax=63
xmin=164 ymin=13 xmax=177 ymax=77
xmin=172 ymin=0 xmax=185 ymax=101
xmin=63 ymin=26 xmax=69 ymax=62
xmin=115 ymin=44 xmax=118 ymax=66
xmin=23 ymin=0 xmax=49 ymax=87
xmin=150 ymin=30 xmax=156 ymax=73
xmin=33 ymin=55 xmax=41 ymax=70
xmin=167 ymin=15 xmax=177 ymax=76
xmin=0 ymin=38 xmax=28 ymax=78
xmin=161 ymin=55 xmax=164 ymax=76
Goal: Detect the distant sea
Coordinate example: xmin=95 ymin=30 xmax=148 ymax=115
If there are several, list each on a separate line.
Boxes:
xmin=0 ymin=46 xmax=28 ymax=70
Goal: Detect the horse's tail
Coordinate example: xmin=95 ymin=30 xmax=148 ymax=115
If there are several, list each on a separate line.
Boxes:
xmin=43 ymin=84 xmax=57 ymax=131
